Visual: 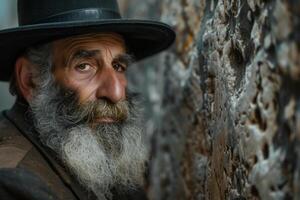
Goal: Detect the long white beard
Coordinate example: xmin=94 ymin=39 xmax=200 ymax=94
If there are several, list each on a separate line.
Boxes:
xmin=62 ymin=123 xmax=147 ymax=199
xmin=29 ymin=79 xmax=148 ymax=199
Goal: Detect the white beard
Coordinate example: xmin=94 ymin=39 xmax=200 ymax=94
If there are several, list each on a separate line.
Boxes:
xmin=29 ymin=79 xmax=148 ymax=200
xmin=62 ymin=123 xmax=147 ymax=199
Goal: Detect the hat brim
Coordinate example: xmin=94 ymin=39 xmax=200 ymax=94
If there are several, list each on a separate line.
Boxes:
xmin=0 ymin=19 xmax=176 ymax=81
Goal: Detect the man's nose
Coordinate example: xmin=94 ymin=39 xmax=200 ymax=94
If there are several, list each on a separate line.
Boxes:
xmin=95 ymin=67 xmax=126 ymax=103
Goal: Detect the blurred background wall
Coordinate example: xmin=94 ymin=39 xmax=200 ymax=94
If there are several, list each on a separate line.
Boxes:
xmin=121 ymin=0 xmax=300 ymax=199
xmin=0 ymin=0 xmax=17 ymax=111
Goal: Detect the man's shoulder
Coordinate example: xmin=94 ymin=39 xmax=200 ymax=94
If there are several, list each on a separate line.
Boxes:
xmin=0 ymin=111 xmax=78 ymax=200
xmin=0 ymin=112 xmax=33 ymax=168
xmin=0 ymin=167 xmax=58 ymax=200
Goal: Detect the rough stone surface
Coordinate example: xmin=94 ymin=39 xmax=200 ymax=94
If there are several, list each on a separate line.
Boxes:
xmin=121 ymin=0 xmax=300 ymax=199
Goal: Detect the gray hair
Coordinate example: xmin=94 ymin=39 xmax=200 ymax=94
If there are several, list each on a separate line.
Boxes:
xmin=9 ymin=43 xmax=53 ymax=96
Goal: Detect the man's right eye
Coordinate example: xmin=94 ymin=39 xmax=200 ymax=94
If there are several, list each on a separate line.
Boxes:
xmin=75 ymin=63 xmax=93 ymax=72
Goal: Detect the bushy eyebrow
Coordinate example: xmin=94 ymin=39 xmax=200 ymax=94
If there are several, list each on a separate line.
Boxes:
xmin=113 ymin=53 xmax=135 ymax=66
xmin=69 ymin=50 xmax=134 ymax=68
xmin=72 ymin=49 xmax=101 ymax=60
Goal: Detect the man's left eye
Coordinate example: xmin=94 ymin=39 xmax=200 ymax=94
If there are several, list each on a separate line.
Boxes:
xmin=113 ymin=63 xmax=126 ymax=72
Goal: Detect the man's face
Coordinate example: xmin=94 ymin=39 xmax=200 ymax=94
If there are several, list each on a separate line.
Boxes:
xmin=52 ymin=33 xmax=129 ymax=123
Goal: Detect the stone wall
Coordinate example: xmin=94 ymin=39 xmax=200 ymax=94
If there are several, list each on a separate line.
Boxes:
xmin=122 ymin=0 xmax=300 ymax=199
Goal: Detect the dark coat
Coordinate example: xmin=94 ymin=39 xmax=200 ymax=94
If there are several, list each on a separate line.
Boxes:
xmin=0 ymin=102 xmax=148 ymax=200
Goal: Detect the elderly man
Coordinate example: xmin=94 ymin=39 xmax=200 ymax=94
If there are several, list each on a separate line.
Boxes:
xmin=0 ymin=0 xmax=175 ymax=199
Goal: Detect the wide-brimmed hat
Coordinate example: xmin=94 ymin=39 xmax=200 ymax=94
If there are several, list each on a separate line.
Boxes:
xmin=0 ymin=0 xmax=176 ymax=81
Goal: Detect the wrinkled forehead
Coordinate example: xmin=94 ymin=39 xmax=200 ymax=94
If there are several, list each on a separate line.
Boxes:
xmin=53 ymin=32 xmax=126 ymax=48
xmin=52 ymin=32 xmax=127 ymax=65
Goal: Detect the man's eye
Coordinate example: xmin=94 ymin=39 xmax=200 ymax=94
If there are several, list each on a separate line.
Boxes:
xmin=113 ymin=63 xmax=126 ymax=72
xmin=75 ymin=63 xmax=93 ymax=72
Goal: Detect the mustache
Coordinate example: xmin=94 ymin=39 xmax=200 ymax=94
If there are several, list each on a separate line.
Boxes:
xmin=53 ymin=85 xmax=133 ymax=126
xmin=78 ymin=99 xmax=129 ymax=123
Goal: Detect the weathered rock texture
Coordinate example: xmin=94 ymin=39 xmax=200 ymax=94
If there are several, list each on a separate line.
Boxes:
xmin=121 ymin=0 xmax=300 ymax=199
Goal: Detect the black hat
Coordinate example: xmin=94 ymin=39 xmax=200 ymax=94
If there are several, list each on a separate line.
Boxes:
xmin=0 ymin=0 xmax=176 ymax=81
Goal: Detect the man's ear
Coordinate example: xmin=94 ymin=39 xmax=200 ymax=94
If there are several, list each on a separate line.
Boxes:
xmin=15 ymin=56 xmax=35 ymax=102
